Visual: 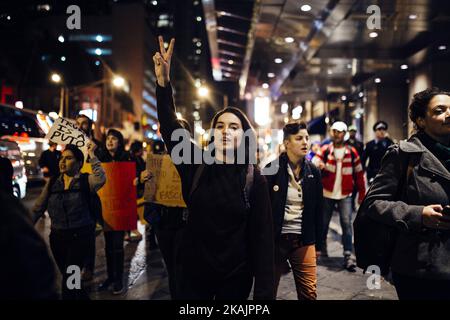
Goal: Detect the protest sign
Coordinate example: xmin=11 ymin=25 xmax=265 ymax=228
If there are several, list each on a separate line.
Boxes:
xmin=98 ymin=162 xmax=137 ymax=231
xmin=144 ymin=153 xmax=186 ymax=208
xmin=45 ymin=117 xmax=89 ymax=155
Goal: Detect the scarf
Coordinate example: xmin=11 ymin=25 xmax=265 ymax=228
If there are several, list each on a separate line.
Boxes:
xmin=417 ymin=132 xmax=450 ymax=172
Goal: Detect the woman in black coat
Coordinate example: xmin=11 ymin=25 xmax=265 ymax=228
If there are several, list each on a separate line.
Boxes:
xmin=153 ymin=36 xmax=274 ymax=300
xmin=264 ymin=121 xmax=323 ymax=300
xmin=361 ymin=88 xmax=450 ymax=299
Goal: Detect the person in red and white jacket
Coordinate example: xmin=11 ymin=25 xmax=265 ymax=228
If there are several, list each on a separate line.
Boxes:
xmin=312 ymin=121 xmax=366 ymax=271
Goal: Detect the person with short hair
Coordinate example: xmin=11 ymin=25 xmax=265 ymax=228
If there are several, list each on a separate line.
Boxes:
xmin=346 ymin=125 xmax=364 ymax=159
xmin=76 ymin=114 xmax=103 ymax=282
xmin=362 ymin=120 xmax=393 ymax=183
xmin=38 ymin=141 xmax=61 ymax=181
xmin=312 ymin=121 xmax=366 ymax=271
xmin=265 ymin=121 xmax=323 ymax=300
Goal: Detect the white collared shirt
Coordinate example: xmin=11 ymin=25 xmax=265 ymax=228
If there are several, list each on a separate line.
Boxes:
xmin=281 ymin=164 xmax=304 ymax=235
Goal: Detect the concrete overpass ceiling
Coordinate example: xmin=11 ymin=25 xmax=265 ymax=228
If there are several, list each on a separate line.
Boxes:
xmin=243 ymin=0 xmax=450 ymax=102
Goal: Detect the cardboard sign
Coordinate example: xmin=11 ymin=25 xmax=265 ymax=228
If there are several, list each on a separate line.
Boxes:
xmin=144 ymin=153 xmax=186 ymax=208
xmin=98 ymin=162 xmax=137 ymax=231
xmin=45 ymin=117 xmax=89 ymax=155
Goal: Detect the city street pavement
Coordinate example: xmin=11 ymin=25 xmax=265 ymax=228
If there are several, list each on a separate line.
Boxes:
xmin=24 ymin=184 xmax=398 ymax=300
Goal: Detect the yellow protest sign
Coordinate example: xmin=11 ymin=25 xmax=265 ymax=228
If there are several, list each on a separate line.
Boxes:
xmin=144 ymin=153 xmax=186 ymax=208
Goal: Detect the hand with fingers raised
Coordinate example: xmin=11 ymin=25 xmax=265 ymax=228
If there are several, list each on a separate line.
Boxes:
xmin=153 ymin=35 xmax=175 ymax=87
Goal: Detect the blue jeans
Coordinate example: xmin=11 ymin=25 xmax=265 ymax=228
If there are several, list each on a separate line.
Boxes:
xmin=322 ymin=197 xmax=353 ymax=255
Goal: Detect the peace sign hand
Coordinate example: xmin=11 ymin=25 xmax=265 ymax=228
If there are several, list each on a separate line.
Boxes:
xmin=153 ymin=36 xmax=175 ymax=87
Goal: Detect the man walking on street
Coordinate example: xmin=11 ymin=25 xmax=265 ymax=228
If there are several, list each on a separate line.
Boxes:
xmin=313 ymin=121 xmax=366 ymax=272
xmin=361 ymin=121 xmax=393 ymax=184
xmin=346 ymin=125 xmax=364 ymax=159
xmin=38 ymin=141 xmax=61 ymax=181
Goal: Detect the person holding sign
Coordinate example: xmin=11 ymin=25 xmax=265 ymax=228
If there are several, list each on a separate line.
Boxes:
xmin=97 ymin=129 xmax=151 ymax=294
xmin=153 ymin=36 xmax=274 ymax=300
xmin=97 ymin=129 xmax=129 ymax=295
xmin=32 ymin=142 xmax=105 ymax=300
xmin=143 ymin=119 xmax=191 ymax=299
xmin=75 ymin=114 xmax=103 ymax=282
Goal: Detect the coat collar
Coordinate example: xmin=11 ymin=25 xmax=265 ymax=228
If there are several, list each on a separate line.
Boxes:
xmin=400 ymin=136 xmax=450 ymax=181
xmin=279 ymin=152 xmax=313 ymax=178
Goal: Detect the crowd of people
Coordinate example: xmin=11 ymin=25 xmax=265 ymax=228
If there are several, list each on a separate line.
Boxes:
xmin=0 ymin=36 xmax=449 ymax=300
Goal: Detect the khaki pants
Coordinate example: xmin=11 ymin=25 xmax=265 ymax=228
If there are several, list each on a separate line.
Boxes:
xmin=275 ymin=234 xmax=317 ymax=300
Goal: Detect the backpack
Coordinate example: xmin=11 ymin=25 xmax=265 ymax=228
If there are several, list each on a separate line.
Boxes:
xmin=353 ymin=147 xmax=415 ymax=275
xmin=189 ymin=164 xmax=255 ymax=211
xmin=48 ymin=173 xmax=103 ymax=226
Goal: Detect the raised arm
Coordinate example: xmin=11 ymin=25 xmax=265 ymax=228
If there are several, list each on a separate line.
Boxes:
xmin=153 ymin=36 xmax=201 ymax=201
xmin=153 ymin=36 xmax=186 ymax=152
xmin=86 ymin=141 xmax=106 ymax=192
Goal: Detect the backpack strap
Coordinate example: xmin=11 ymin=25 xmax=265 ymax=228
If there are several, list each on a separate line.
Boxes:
xmin=189 ymin=164 xmax=205 ymax=200
xmin=348 ymin=145 xmax=357 ymax=184
xmin=395 ymin=149 xmax=415 ymax=201
xmin=322 ymin=146 xmax=330 ymax=164
xmin=243 ymin=164 xmax=254 ymax=210
xmin=79 ymin=173 xmax=96 ymax=222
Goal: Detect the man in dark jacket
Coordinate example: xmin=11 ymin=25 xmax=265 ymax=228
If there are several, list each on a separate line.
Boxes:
xmin=264 ymin=121 xmax=323 ymax=300
xmin=346 ymin=125 xmax=364 ymax=159
xmin=362 ymin=121 xmax=393 ymax=183
xmin=75 ymin=114 xmax=104 ymax=282
xmin=38 ymin=141 xmax=61 ymax=180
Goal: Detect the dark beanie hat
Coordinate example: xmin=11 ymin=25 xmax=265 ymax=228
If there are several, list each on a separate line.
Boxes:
xmin=64 ymin=144 xmax=84 ymax=164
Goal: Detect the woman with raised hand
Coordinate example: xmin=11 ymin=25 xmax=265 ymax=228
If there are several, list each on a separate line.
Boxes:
xmin=153 ymin=36 xmax=274 ymax=300
xmin=33 ymin=142 xmax=105 ymax=300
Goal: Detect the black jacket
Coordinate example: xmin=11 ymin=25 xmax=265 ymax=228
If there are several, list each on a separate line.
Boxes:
xmin=264 ymin=153 xmax=324 ymax=250
xmin=363 ymin=135 xmax=450 ymax=279
xmin=38 ymin=149 xmax=61 ymax=178
xmin=156 ymin=83 xmax=275 ymax=300
xmin=362 ymin=137 xmax=393 ymax=181
xmin=1 ymin=191 xmax=58 ymax=299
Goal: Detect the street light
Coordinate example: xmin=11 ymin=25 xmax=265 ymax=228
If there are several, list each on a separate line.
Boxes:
xmin=112 ymin=76 xmax=125 ymax=88
xmin=50 ymin=71 xmax=128 ymax=118
xmin=51 ymin=73 xmax=62 ymax=83
xmin=51 ymin=73 xmax=65 ymax=116
xmin=197 ymin=86 xmax=209 ymax=98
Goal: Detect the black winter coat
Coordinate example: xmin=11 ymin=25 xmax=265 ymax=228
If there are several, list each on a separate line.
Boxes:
xmin=264 ymin=153 xmax=323 ymax=250
xmin=156 ymin=83 xmax=275 ymax=300
xmin=363 ymin=135 xmax=450 ymax=279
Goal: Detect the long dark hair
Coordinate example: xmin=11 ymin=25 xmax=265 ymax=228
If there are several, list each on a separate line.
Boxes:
xmin=208 ymin=107 xmax=257 ymax=191
xmin=106 ymin=129 xmax=128 ymax=160
xmin=208 ymin=107 xmax=257 ymax=166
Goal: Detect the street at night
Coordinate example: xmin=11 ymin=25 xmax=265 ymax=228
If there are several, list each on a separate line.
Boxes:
xmin=1 ymin=0 xmax=450 ymax=307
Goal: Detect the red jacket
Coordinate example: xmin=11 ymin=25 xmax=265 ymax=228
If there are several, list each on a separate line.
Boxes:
xmin=313 ymin=144 xmax=366 ymax=203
